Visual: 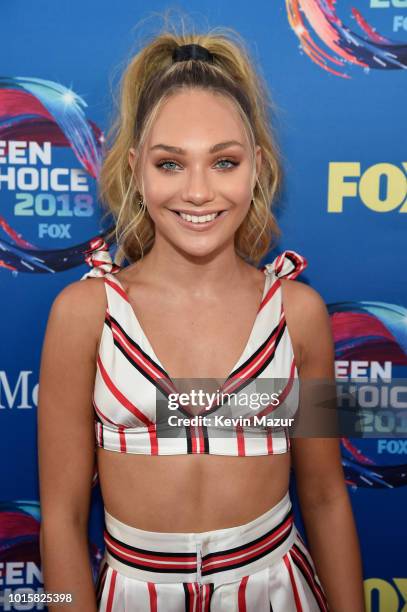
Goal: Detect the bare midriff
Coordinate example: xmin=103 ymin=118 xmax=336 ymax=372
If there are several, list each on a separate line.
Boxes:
xmin=96 ymin=449 xmax=291 ymax=532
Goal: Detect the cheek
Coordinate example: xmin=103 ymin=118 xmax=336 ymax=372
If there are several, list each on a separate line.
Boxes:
xmin=142 ymin=170 xmax=176 ymax=208
xmin=220 ymin=164 xmax=254 ymax=204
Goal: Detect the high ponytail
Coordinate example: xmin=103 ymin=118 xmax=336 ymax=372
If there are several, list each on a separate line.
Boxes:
xmin=99 ymin=13 xmax=283 ymax=266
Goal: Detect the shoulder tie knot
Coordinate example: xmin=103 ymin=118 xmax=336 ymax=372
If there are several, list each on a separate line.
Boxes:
xmin=264 ymin=250 xmax=307 ymax=280
xmin=81 ymin=237 xmax=121 ymax=279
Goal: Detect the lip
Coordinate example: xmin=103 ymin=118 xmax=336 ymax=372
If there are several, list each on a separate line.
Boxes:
xmin=170 ymin=209 xmax=227 ymax=231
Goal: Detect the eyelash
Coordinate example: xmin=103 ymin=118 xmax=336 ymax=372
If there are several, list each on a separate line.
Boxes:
xmin=155 ymin=158 xmax=240 ymax=173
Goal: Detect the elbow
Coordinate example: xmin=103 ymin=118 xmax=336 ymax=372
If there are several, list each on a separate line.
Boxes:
xmin=300 ymin=485 xmax=350 ymax=516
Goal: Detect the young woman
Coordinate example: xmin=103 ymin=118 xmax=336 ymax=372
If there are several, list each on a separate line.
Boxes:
xmin=38 ymin=24 xmax=365 ymax=612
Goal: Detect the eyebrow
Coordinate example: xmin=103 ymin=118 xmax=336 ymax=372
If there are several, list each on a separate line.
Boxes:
xmin=149 ymin=140 xmax=244 ymax=154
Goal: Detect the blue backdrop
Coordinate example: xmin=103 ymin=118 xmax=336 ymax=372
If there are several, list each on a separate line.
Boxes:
xmin=1 ymin=1 xmax=406 ymax=610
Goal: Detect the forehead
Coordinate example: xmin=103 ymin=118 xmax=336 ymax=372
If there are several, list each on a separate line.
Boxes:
xmin=145 ymin=88 xmax=250 ymax=150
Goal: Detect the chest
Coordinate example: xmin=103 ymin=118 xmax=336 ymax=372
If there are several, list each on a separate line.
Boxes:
xmin=127 ymin=283 xmax=268 ymax=381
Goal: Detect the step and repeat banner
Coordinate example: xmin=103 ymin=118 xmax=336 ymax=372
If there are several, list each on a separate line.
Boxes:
xmin=1 ymin=1 xmax=406 ymax=610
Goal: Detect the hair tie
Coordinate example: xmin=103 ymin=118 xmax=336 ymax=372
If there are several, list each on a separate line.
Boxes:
xmin=172 ymin=43 xmax=214 ymax=63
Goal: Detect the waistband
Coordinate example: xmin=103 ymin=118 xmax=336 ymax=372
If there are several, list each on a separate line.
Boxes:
xmin=103 ymin=491 xmax=297 ymax=585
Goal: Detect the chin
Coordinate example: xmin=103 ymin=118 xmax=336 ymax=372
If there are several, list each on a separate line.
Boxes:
xmin=173 ymin=239 xmax=228 ymax=260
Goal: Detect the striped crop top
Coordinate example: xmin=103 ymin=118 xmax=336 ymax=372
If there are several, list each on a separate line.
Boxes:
xmin=81 ymin=238 xmax=307 ymax=457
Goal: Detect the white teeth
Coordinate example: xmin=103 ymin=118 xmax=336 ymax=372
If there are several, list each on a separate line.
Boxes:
xmin=179 ymin=212 xmax=218 ymax=223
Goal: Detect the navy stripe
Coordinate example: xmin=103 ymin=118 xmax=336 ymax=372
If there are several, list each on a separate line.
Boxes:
xmin=291 ymin=545 xmax=327 ymax=611
xmin=183 ymin=583 xmax=191 ymax=611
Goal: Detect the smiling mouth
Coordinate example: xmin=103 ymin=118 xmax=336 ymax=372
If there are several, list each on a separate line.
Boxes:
xmin=171 ymin=210 xmax=226 ymax=225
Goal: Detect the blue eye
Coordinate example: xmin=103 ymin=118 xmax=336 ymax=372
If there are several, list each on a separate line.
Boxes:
xmin=216 ymin=159 xmax=238 ymax=169
xmin=157 ymin=160 xmax=179 ymax=172
xmin=156 ymin=158 xmax=239 ymax=173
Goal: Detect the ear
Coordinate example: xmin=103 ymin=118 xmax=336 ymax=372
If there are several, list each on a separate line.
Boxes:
xmin=128 ymin=147 xmax=137 ymax=174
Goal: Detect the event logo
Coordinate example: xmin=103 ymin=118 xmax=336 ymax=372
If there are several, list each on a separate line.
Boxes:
xmin=286 ymin=0 xmax=407 ymax=77
xmin=328 ymin=162 xmax=407 ymax=213
xmin=365 ymin=578 xmax=407 ymax=612
xmin=329 ymin=300 xmax=407 ymax=488
xmin=0 ymin=77 xmax=112 ymax=277
xmin=0 ymin=501 xmax=102 ymax=610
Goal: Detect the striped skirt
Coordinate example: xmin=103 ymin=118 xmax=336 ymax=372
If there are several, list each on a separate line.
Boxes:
xmin=96 ymin=492 xmax=328 ymax=611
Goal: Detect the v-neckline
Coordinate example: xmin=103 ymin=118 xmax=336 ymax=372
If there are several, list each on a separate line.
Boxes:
xmin=107 ymin=268 xmax=271 ymax=386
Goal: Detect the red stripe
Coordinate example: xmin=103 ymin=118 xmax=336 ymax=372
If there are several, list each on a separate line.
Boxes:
xmin=104 ymin=531 xmax=196 ymax=569
xmin=106 ymin=568 xmax=117 ymax=612
xmin=118 ymin=425 xmax=127 ymax=452
xmin=93 ymin=397 xmax=119 ymax=426
xmin=97 ymin=354 xmax=153 ymax=425
xmin=222 ymin=314 xmax=286 ymax=396
xmin=85 ymin=237 xmax=107 ymax=252
xmin=147 ymin=582 xmax=157 ymax=612
xmin=194 ymin=425 xmax=201 ymax=454
xmin=266 ymin=427 xmax=274 ymax=453
xmin=202 ymin=584 xmax=208 ymax=612
xmin=148 ymin=423 xmax=158 ymax=455
xmin=198 ymin=425 xmax=205 ymax=453
xmin=109 ymin=319 xmax=174 ymax=392
xmin=274 ymin=253 xmax=285 ymax=277
xmin=236 ymin=424 xmax=245 ymax=456
xmin=291 ymin=546 xmax=328 ymax=612
xmin=238 ymin=576 xmax=249 ymax=612
xmin=234 ymin=314 xmax=285 ymax=380
xmin=195 ymin=582 xmax=201 ymax=610
xmin=202 ymin=514 xmax=292 ymax=570
xmin=105 ymin=275 xmax=130 ymax=302
xmin=85 ymin=255 xmax=108 ymax=268
xmin=258 ymin=277 xmax=280 ymax=311
xmin=284 ymin=554 xmax=303 ymax=612
xmin=190 ymin=426 xmax=197 ymax=453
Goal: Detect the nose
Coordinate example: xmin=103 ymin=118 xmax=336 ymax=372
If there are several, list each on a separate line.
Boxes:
xmin=181 ymin=164 xmax=214 ymax=207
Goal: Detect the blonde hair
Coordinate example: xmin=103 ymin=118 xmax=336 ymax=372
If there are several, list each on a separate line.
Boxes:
xmin=99 ymin=13 xmax=283 ymax=267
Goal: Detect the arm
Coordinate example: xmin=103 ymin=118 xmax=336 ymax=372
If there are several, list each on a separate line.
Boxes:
xmin=282 ymin=279 xmax=366 ymax=612
xmin=37 ymin=278 xmax=105 ymax=611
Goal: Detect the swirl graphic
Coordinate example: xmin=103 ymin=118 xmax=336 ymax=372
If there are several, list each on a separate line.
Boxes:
xmin=328 ymin=301 xmax=407 ymax=488
xmin=0 ymin=501 xmax=103 ymax=581
xmin=286 ymin=0 xmax=407 ymax=77
xmin=0 ymin=76 xmax=116 ymax=275
xmin=0 ymin=76 xmax=103 ymax=176
xmin=0 ymin=214 xmax=116 ymax=275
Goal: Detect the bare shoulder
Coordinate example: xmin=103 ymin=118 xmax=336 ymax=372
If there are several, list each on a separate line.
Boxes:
xmin=52 ymin=276 xmax=107 ymax=319
xmin=48 ymin=276 xmax=107 ymax=357
xmin=279 ymin=278 xmax=334 ymax=377
xmin=279 ymin=277 xmax=329 ymax=321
